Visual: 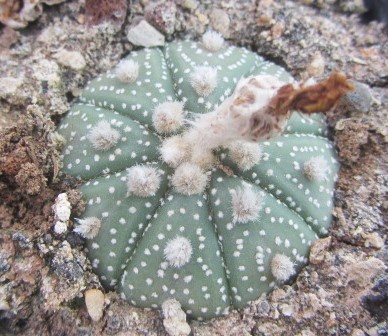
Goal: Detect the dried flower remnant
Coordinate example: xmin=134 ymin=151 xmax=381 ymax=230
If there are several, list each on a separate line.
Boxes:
xmin=247 ymin=72 xmax=354 ymax=142
xmin=270 ymin=72 xmax=354 ymax=116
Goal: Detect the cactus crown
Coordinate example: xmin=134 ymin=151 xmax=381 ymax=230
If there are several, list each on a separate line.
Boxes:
xmin=58 ymin=36 xmax=338 ymax=320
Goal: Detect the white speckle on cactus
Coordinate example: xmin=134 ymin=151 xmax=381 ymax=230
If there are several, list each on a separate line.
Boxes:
xmin=160 ymin=136 xmax=190 ymax=168
xmin=164 ymin=236 xmax=193 ymax=268
xmin=74 ymin=217 xmax=102 ymax=239
xmin=152 ymin=101 xmax=185 ymax=134
xmin=126 ymin=165 xmax=161 ymax=197
xmin=270 ymin=254 xmax=296 ymax=282
xmin=304 ymin=156 xmax=329 ymax=182
xmin=202 ymin=31 xmax=224 ymax=52
xmin=171 ymin=163 xmax=208 ymax=195
xmin=190 ymin=65 xmax=218 ymax=97
xmin=115 ymin=59 xmax=139 ymax=83
xmin=87 ymin=120 xmax=120 ymax=151
xmin=52 ymin=193 xmax=71 ymax=222
xmin=231 ymin=187 xmax=264 ymax=224
xmin=228 ymin=141 xmax=263 ymax=171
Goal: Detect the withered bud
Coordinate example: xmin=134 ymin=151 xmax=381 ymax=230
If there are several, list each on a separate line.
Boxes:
xmin=270 ymin=72 xmax=355 ymax=116
xmin=246 ymin=72 xmax=354 ymax=141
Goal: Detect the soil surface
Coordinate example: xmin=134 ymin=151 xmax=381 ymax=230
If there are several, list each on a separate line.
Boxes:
xmin=0 ymin=1 xmax=387 ymax=335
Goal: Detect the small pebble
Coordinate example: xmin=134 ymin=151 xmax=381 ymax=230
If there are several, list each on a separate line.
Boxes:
xmin=53 ymin=49 xmax=86 ymax=71
xmin=340 ymin=80 xmax=373 ymax=114
xmin=85 ymin=289 xmax=105 ymax=322
xmin=306 ymin=52 xmax=325 ymax=77
xmin=209 ymin=9 xmax=230 ymax=37
xmin=126 ymin=20 xmax=165 ymax=47
xmin=145 ymin=1 xmax=177 ymax=35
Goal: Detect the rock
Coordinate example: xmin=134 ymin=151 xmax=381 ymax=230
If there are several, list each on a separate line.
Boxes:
xmin=162 ymin=299 xmax=191 ymax=336
xmin=0 ymin=0 xmax=66 ymax=29
xmin=53 ymin=221 xmax=68 ymax=235
xmin=345 ymin=257 xmax=385 ymax=288
xmin=362 ymin=232 xmax=384 ymax=249
xmin=351 ymin=328 xmax=366 ymax=336
xmin=52 ymin=193 xmax=71 ymax=222
xmin=163 ymin=317 xmax=191 ymax=336
xmin=178 ymin=0 xmax=198 ymax=11
xmin=53 ymin=49 xmax=86 ymax=71
xmin=306 ymin=52 xmax=325 ymax=78
xmin=0 ymin=77 xmax=24 ymax=97
xmin=85 ymin=289 xmax=105 ymax=322
xmin=209 ymin=9 xmax=230 ymax=37
xmin=145 ymin=1 xmax=177 ymax=35
xmin=84 ymin=0 xmax=127 ymax=29
xmin=340 ymin=80 xmax=373 ymax=114
xmin=339 ymin=0 xmax=367 ymax=13
xmin=309 ymin=236 xmax=332 ymax=264
xmin=279 ymin=303 xmax=293 ymax=316
xmin=50 ymin=241 xmax=84 ymax=283
xmin=126 ymin=20 xmax=165 ymax=47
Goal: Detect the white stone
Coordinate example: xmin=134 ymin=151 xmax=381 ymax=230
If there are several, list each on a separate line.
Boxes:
xmin=0 ymin=77 xmax=24 ymax=97
xmin=127 ymin=20 xmax=165 ymax=47
xmin=162 ymin=299 xmax=191 ymax=336
xmin=54 ymin=49 xmax=86 ymax=71
xmin=85 ymin=289 xmax=105 ymax=322
xmin=52 ymin=193 xmax=71 ymax=222
xmin=54 ymin=221 xmax=68 ymax=235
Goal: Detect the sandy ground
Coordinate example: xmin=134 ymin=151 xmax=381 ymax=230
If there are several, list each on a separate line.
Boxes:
xmin=0 ymin=0 xmax=387 ymax=335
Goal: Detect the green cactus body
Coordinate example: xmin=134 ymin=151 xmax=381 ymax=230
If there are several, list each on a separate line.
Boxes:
xmin=58 ymin=38 xmax=339 ymax=320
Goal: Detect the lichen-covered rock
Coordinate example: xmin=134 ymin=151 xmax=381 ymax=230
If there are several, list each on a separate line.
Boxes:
xmin=58 ymin=37 xmax=339 ymax=319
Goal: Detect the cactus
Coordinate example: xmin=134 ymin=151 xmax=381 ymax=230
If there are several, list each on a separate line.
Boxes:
xmin=58 ymin=35 xmax=339 ymax=320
